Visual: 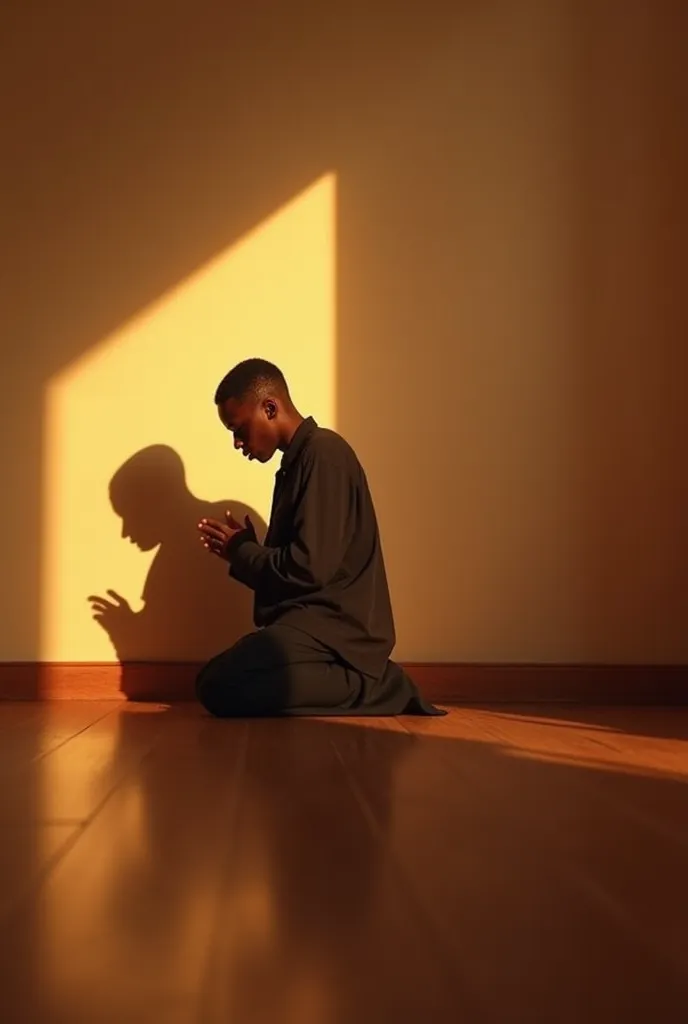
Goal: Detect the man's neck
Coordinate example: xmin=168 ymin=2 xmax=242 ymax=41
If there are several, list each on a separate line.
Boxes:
xmin=278 ymin=411 xmax=305 ymax=452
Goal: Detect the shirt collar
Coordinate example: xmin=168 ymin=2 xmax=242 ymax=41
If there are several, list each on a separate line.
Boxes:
xmin=279 ymin=416 xmax=317 ymax=473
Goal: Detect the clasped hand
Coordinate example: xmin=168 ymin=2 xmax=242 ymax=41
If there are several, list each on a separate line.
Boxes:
xmin=198 ymin=510 xmax=256 ymax=561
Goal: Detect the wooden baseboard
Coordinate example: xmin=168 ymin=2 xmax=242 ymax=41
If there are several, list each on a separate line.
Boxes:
xmin=0 ymin=662 xmax=686 ymax=704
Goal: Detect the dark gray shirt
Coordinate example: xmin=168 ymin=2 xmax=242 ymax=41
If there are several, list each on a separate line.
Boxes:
xmin=228 ymin=417 xmax=395 ymax=680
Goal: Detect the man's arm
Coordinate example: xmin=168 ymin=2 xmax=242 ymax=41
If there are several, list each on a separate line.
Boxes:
xmin=228 ymin=451 xmax=354 ymax=601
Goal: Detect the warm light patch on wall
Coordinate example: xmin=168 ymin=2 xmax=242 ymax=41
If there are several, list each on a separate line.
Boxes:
xmin=41 ymin=175 xmax=336 ymax=660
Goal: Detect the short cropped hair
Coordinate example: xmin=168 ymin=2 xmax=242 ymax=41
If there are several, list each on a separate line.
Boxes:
xmin=214 ymin=358 xmax=290 ymax=405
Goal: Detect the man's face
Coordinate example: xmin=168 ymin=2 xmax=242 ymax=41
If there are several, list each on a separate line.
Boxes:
xmin=218 ymin=396 xmax=279 ymax=463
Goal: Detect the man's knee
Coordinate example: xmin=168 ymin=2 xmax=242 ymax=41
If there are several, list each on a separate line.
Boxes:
xmin=195 ymin=630 xmax=290 ymax=717
xmin=196 ymin=635 xmax=262 ymax=716
xmin=195 ymin=651 xmax=238 ymax=717
xmin=196 ymin=634 xmax=250 ymax=699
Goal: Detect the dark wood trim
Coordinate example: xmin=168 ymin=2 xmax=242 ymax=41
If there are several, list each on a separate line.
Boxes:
xmin=0 ymin=662 xmax=686 ymax=704
xmin=405 ymin=663 xmax=688 ymax=705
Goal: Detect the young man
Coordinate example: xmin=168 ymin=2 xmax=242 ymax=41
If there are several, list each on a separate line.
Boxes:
xmin=196 ymin=358 xmax=444 ymax=717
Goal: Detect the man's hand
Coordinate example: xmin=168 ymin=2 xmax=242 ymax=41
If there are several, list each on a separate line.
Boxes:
xmin=198 ymin=511 xmax=255 ymax=561
xmin=225 ymin=510 xmax=257 ymax=539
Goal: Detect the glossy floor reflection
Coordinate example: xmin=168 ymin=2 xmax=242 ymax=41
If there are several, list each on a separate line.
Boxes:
xmin=0 ymin=701 xmax=687 ymax=1023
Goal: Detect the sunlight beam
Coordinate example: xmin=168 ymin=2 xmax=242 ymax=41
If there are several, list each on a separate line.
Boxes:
xmin=41 ymin=174 xmax=336 ymax=660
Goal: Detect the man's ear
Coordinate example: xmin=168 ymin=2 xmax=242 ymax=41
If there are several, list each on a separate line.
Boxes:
xmin=265 ymin=400 xmax=277 ymax=420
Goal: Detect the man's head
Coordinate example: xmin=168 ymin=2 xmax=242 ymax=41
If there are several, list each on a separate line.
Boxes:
xmin=214 ymin=358 xmax=296 ymax=463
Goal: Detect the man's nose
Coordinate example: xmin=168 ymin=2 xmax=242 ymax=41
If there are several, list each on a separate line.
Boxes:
xmin=234 ymin=437 xmax=243 ymax=450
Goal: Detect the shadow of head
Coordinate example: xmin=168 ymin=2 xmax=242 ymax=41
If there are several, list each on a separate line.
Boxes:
xmin=109 ymin=444 xmax=193 ymax=551
xmin=98 ymin=444 xmax=265 ymax=668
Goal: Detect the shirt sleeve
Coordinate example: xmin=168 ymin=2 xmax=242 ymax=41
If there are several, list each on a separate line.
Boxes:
xmin=227 ymin=449 xmax=355 ymax=600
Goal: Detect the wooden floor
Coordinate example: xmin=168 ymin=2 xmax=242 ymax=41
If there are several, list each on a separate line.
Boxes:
xmin=0 ymin=703 xmax=687 ymax=1023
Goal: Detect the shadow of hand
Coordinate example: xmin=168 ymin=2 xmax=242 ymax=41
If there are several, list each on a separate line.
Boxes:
xmin=88 ymin=589 xmax=137 ymax=644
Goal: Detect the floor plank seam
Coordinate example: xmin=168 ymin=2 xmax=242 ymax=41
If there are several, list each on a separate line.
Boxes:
xmin=26 ymin=703 xmax=123 ymax=768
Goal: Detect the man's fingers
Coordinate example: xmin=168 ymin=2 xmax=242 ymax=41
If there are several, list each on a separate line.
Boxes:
xmin=198 ymin=519 xmax=228 ymax=542
xmin=198 ymin=517 xmax=224 ymax=531
xmin=225 ymin=509 xmax=243 ymax=530
xmin=199 ymin=517 xmax=238 ymax=561
xmin=199 ymin=535 xmax=224 ymax=554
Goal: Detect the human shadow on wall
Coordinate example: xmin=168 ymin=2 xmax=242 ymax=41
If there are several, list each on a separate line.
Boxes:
xmin=87 ymin=445 xmax=265 ymax=700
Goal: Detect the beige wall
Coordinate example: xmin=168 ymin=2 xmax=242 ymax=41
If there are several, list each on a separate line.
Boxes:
xmin=1 ymin=1 xmax=686 ymax=666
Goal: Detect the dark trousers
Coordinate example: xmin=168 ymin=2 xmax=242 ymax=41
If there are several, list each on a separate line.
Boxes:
xmin=195 ymin=624 xmax=364 ymax=717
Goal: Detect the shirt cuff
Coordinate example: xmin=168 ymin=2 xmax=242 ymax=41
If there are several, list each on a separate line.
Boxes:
xmin=227 ymin=532 xmax=264 ymax=587
xmin=227 ymin=528 xmax=254 ymax=562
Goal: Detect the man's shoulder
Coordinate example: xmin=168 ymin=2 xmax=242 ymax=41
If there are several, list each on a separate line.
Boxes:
xmin=306 ymin=425 xmax=360 ymax=466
